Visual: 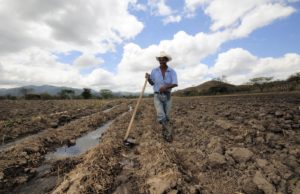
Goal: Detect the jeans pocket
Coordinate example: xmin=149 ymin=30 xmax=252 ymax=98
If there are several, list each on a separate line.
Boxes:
xmin=158 ymin=94 xmax=167 ymax=102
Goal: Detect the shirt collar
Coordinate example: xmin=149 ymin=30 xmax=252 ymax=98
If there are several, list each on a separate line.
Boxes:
xmin=155 ymin=66 xmax=171 ymax=72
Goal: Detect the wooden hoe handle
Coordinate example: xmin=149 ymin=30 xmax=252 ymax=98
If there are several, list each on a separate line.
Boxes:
xmin=124 ymin=78 xmax=148 ymax=140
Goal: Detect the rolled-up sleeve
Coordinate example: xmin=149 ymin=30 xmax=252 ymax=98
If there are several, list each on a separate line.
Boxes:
xmin=150 ymin=69 xmax=155 ymax=82
xmin=171 ymin=70 xmax=178 ymax=85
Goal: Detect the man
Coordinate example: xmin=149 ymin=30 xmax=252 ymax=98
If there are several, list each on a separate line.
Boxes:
xmin=145 ymin=51 xmax=178 ymax=142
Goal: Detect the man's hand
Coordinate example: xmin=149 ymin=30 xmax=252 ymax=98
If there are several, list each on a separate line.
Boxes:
xmin=159 ymin=84 xmax=177 ymax=92
xmin=145 ymin=73 xmax=150 ymax=79
xmin=159 ymin=86 xmax=168 ymax=92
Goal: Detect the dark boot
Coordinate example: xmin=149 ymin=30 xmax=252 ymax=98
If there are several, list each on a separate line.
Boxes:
xmin=162 ymin=122 xmax=173 ymax=142
xmin=161 ymin=122 xmax=168 ymax=137
xmin=165 ymin=127 xmax=173 ymax=142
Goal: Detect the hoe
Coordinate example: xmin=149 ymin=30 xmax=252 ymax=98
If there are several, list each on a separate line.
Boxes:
xmin=123 ymin=78 xmax=147 ymax=147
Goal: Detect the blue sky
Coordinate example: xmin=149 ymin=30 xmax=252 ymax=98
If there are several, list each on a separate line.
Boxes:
xmin=0 ymin=0 xmax=299 ymax=91
xmin=204 ymin=9 xmax=300 ymax=66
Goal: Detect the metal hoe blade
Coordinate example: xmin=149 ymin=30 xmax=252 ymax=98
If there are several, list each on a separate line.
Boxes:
xmin=123 ymin=137 xmax=136 ymax=148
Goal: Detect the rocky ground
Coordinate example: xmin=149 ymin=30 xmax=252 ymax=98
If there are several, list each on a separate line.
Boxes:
xmin=0 ymin=92 xmax=300 ymax=194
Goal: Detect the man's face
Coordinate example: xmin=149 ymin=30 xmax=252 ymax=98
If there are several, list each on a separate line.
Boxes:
xmin=158 ymin=57 xmax=168 ymax=64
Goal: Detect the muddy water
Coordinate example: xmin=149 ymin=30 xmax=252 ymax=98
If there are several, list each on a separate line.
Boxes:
xmin=13 ymin=111 xmax=127 ymax=194
xmin=45 ymin=120 xmax=114 ymax=160
xmin=0 ymin=106 xmax=119 ymax=151
xmin=45 ymin=109 xmax=129 ymax=160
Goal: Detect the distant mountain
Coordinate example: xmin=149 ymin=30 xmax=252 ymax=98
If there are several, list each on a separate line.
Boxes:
xmin=174 ymin=79 xmax=300 ymax=96
xmin=0 ymin=85 xmax=91 ymax=97
xmin=174 ymin=80 xmax=237 ymax=96
xmin=0 ymin=85 xmax=143 ymax=97
xmin=113 ymin=91 xmax=141 ymax=97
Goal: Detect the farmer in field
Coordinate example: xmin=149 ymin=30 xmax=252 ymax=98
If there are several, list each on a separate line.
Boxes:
xmin=145 ymin=51 xmax=178 ymax=142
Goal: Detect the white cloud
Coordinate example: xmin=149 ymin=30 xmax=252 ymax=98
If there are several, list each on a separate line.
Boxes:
xmin=211 ymin=48 xmax=257 ymax=76
xmin=183 ymin=0 xmax=295 ymax=32
xmin=163 ymin=15 xmax=182 ymax=24
xmin=0 ymin=48 xmax=81 ymax=87
xmin=73 ymin=54 xmax=104 ymax=68
xmin=148 ymin=0 xmax=183 ymax=25
xmin=0 ymin=48 xmax=114 ymax=89
xmin=115 ymin=30 xmax=231 ymax=91
xmin=177 ymin=64 xmax=209 ymax=88
xmin=0 ymin=0 xmax=144 ymax=54
xmin=148 ymin=0 xmax=172 ymax=16
xmin=232 ymin=3 xmax=295 ymax=38
xmin=206 ymin=0 xmax=271 ymax=31
xmin=210 ymin=48 xmax=300 ymax=84
xmin=252 ymin=53 xmax=300 ymax=78
xmin=184 ymin=0 xmax=210 ymax=16
xmin=167 ymin=31 xmax=231 ymax=67
xmin=130 ymin=2 xmax=147 ymax=11
xmin=117 ymin=30 xmax=228 ymax=73
xmin=118 ymin=43 xmax=157 ymax=73
xmin=83 ymin=68 xmax=115 ymax=88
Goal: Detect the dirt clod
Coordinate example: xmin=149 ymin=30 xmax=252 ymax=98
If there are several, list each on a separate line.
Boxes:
xmin=226 ymin=147 xmax=254 ymax=163
xmin=147 ymin=170 xmax=178 ymax=194
xmin=253 ymin=171 xmax=276 ymax=194
xmin=208 ymin=153 xmax=226 ymax=167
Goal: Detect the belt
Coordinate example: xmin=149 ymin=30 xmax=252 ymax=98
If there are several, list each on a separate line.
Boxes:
xmin=154 ymin=91 xmax=170 ymax=94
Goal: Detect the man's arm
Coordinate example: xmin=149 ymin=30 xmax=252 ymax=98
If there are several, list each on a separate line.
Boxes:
xmin=145 ymin=73 xmax=154 ymax=86
xmin=159 ymin=84 xmax=177 ymax=92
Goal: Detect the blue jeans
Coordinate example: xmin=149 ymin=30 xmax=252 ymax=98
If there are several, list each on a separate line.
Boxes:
xmin=154 ymin=93 xmax=172 ymax=124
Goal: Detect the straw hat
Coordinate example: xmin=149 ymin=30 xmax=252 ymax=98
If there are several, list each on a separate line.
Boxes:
xmin=156 ymin=51 xmax=172 ymax=62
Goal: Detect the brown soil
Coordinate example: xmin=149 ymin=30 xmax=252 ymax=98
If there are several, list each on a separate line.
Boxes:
xmin=0 ymin=100 xmax=132 ymax=192
xmin=1 ymin=92 xmax=300 ymax=194
xmin=0 ymin=99 xmax=124 ymax=144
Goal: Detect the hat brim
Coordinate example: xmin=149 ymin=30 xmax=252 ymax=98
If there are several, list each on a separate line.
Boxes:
xmin=156 ymin=56 xmax=172 ymax=62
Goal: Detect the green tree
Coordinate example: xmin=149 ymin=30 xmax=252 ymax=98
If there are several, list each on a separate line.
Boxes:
xmin=208 ymin=86 xmax=229 ymax=95
xmin=5 ymin=95 xmax=17 ymax=100
xmin=287 ymin=72 xmax=300 ymax=82
xmin=213 ymin=75 xmax=227 ymax=83
xmin=100 ymin=89 xmax=113 ymax=99
xmin=40 ymin=93 xmax=53 ymax=100
xmin=59 ymin=89 xmax=75 ymax=99
xmin=249 ymin=77 xmax=273 ymax=92
xmin=20 ymin=87 xmax=33 ymax=97
xmin=25 ymin=94 xmax=41 ymax=100
xmin=81 ymin=88 xmax=92 ymax=99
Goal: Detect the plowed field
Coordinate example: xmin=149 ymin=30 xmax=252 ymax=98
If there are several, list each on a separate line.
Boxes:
xmin=1 ymin=92 xmax=299 ymax=194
